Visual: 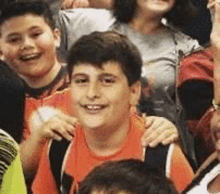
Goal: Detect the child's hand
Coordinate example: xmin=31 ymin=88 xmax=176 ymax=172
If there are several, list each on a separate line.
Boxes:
xmin=30 ymin=107 xmax=77 ymax=143
xmin=141 ymin=115 xmax=178 ymax=147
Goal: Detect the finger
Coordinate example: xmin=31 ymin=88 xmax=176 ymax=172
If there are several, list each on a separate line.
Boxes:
xmin=142 ymin=117 xmax=167 ymax=146
xmin=44 ymin=129 xmax=62 ymax=141
xmin=42 ymin=117 xmax=75 ymax=140
xmin=142 ymin=124 xmax=178 ymax=147
xmin=147 ymin=129 xmax=178 ymax=147
xmin=143 ymin=115 xmax=155 ymax=129
xmin=148 ymin=133 xmax=167 ymax=147
xmin=142 ymin=116 xmax=164 ymax=139
xmin=141 ymin=126 xmax=164 ymax=147
xmin=52 ymin=125 xmax=74 ymax=141
xmin=162 ymin=134 xmax=178 ymax=145
xmin=145 ymin=126 xmax=169 ymax=147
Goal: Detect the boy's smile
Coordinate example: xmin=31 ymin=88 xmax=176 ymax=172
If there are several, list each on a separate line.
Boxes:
xmin=70 ymin=62 xmax=140 ymax=132
xmin=0 ymin=14 xmax=61 ymax=88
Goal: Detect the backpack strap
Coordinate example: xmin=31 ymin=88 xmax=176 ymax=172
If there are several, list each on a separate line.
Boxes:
xmin=49 ymin=139 xmax=71 ymax=193
xmin=171 ymin=28 xmax=199 ymax=170
xmin=144 ymin=144 xmax=169 ymax=174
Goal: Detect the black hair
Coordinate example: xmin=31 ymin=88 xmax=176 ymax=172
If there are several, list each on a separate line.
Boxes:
xmin=0 ymin=0 xmax=56 ymax=32
xmin=67 ymin=31 xmax=142 ymax=86
xmin=113 ymin=0 xmax=197 ymax=27
xmin=78 ymin=159 xmax=177 ymax=194
xmin=0 ymin=0 xmax=17 ymax=12
xmin=0 ymin=61 xmax=25 ymax=143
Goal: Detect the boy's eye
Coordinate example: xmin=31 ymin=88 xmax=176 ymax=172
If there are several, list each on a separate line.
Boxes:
xmin=74 ymin=78 xmax=88 ymax=84
xmin=31 ymin=31 xmax=43 ymax=38
xmin=7 ymin=37 xmax=20 ymax=43
xmin=101 ymin=77 xmax=116 ymax=85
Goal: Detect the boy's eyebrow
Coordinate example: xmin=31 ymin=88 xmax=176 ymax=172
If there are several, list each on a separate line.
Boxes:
xmin=29 ymin=26 xmax=42 ymax=31
xmin=71 ymin=73 xmax=119 ymax=79
xmin=99 ymin=73 xmax=119 ymax=78
xmin=71 ymin=73 xmax=88 ymax=79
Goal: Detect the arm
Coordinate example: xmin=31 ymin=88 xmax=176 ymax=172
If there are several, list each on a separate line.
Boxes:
xmin=20 ymin=109 xmax=77 ymax=178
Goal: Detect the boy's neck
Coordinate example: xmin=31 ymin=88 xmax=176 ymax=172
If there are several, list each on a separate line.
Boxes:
xmin=83 ymin=117 xmax=131 ymax=156
xmin=20 ymin=60 xmax=62 ymax=88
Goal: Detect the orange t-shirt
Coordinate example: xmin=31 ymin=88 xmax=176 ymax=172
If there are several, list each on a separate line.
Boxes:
xmin=23 ymin=66 xmax=71 ymax=139
xmin=24 ymin=88 xmax=72 ymax=138
xmin=32 ymin=114 xmax=193 ymax=194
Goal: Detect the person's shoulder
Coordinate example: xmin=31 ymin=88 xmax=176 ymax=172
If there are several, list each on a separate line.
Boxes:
xmin=169 ymin=26 xmax=201 ymax=55
xmin=171 ymin=27 xmax=197 ymax=43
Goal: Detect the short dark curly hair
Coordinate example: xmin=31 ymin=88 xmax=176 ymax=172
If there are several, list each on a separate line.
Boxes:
xmin=67 ymin=31 xmax=142 ymax=86
xmin=113 ymin=0 xmax=197 ymax=27
xmin=0 ymin=0 xmax=56 ymax=31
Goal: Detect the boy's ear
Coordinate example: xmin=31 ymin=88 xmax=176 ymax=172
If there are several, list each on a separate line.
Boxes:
xmin=130 ymin=81 xmax=141 ymax=106
xmin=53 ymin=28 xmax=61 ymax=48
xmin=0 ymin=41 xmax=4 ymax=61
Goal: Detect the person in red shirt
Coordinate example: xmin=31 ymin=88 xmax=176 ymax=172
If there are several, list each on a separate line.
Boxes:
xmin=32 ymin=31 xmax=194 ymax=194
xmin=177 ymin=0 xmax=220 ymax=166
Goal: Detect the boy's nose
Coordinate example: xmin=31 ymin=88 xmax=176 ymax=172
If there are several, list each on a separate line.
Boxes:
xmin=20 ymin=37 xmax=34 ymax=50
xmin=86 ymin=82 xmax=101 ymax=100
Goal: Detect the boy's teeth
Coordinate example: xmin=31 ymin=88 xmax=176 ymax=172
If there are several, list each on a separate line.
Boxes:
xmin=86 ymin=105 xmax=102 ymax=110
xmin=21 ymin=53 xmax=39 ymax=60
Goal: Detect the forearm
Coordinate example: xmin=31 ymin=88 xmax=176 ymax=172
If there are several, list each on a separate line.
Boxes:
xmin=20 ymin=136 xmax=47 ymax=179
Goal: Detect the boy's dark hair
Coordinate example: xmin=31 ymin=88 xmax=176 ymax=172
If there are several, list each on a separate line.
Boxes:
xmin=0 ymin=0 xmax=16 ymax=13
xmin=78 ymin=159 xmax=177 ymax=194
xmin=67 ymin=31 xmax=142 ymax=86
xmin=113 ymin=0 xmax=197 ymax=27
xmin=0 ymin=0 xmax=56 ymax=34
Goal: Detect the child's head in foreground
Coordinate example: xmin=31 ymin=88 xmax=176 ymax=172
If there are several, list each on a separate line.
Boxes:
xmin=0 ymin=1 xmax=61 ymax=87
xmin=78 ymin=159 xmax=177 ymax=194
xmin=67 ymin=31 xmax=142 ymax=130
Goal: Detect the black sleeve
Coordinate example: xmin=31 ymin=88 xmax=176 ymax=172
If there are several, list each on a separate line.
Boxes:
xmin=0 ymin=62 xmax=26 ymax=143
